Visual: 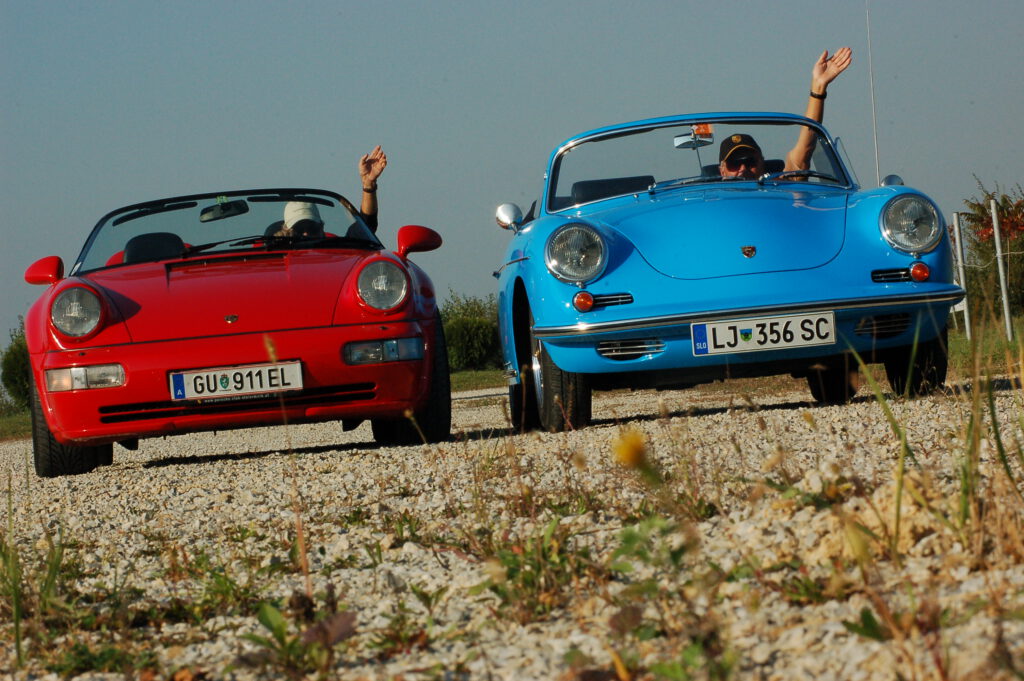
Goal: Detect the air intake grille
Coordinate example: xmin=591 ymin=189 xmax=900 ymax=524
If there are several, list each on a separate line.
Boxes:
xmin=854 ymin=314 xmax=911 ymax=339
xmin=592 ymin=293 xmax=634 ymax=308
xmin=871 ymin=268 xmax=912 ymax=282
xmin=597 ymin=339 xmax=665 ymax=361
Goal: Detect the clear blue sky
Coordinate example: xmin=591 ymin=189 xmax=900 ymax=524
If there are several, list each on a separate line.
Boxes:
xmin=3 ymin=0 xmax=1022 ymax=342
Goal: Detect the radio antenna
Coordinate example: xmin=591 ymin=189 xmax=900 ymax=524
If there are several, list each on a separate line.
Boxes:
xmin=866 ymin=1 xmax=881 ymax=186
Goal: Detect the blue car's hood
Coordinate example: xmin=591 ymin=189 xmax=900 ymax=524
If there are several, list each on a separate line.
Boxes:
xmin=596 ymin=186 xmax=848 ymax=279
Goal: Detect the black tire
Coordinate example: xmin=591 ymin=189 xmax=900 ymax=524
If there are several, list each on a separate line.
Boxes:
xmin=31 ymin=381 xmax=112 ymax=477
xmin=806 ymin=360 xmax=860 ymax=405
xmin=508 ymin=381 xmax=539 ymax=433
xmin=530 ymin=317 xmax=591 ymax=432
xmin=885 ymin=328 xmax=948 ymax=398
xmin=508 ymin=311 xmax=540 ymax=433
xmin=371 ymin=314 xmax=452 ymax=446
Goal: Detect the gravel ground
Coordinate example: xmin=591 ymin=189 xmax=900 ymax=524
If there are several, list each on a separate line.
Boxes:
xmin=2 ymin=378 xmax=1024 ymax=680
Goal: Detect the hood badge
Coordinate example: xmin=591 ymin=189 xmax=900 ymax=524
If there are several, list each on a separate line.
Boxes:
xmin=741 ymin=246 xmax=757 ymax=258
xmin=224 ymin=314 xmax=239 ymax=324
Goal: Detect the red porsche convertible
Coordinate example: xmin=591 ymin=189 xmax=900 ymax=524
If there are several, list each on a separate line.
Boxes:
xmin=24 ymin=188 xmax=450 ymax=477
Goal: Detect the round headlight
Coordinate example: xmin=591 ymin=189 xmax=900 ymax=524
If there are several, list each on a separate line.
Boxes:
xmin=545 ymin=223 xmax=606 ymax=283
xmin=881 ymin=196 xmax=942 ymax=253
xmin=357 ymin=260 xmax=409 ymax=311
xmin=51 ymin=287 xmax=103 ymax=337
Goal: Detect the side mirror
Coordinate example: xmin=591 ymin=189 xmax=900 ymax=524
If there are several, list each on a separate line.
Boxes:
xmin=496 ymin=203 xmax=523 ymax=231
xmin=396 ymin=225 xmax=442 ymax=259
xmin=881 ymin=174 xmax=904 ymax=187
xmin=25 ymin=256 xmax=64 ymax=285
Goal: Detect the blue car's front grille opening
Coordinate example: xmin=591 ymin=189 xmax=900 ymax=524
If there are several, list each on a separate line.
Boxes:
xmin=592 ymin=293 xmax=634 ymax=308
xmin=854 ymin=314 xmax=911 ymax=339
xmin=597 ymin=339 xmax=665 ymax=360
xmin=871 ymin=268 xmax=912 ymax=283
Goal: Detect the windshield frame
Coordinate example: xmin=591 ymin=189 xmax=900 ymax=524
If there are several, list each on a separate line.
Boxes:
xmin=71 ymin=188 xmax=382 ymax=276
xmin=544 ymin=113 xmax=855 ymax=214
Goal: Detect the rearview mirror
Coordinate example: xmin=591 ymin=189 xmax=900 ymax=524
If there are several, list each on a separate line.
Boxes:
xmin=674 ymin=124 xmax=714 ymax=149
xmin=200 ymin=199 xmax=249 ymax=223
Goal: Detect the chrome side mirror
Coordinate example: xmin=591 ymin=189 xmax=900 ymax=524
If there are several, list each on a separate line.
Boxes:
xmin=495 ymin=203 xmax=523 ymax=231
xmin=881 ymin=174 xmax=904 ymax=187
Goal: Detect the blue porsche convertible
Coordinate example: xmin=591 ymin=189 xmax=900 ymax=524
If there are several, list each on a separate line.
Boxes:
xmin=494 ymin=112 xmax=964 ymax=432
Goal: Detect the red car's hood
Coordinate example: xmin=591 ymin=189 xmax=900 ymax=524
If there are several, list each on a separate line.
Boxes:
xmin=598 ymin=187 xmax=848 ymax=279
xmin=87 ymin=250 xmax=363 ymax=342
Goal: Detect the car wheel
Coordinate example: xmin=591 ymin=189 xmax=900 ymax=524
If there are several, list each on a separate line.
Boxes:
xmin=371 ymin=313 xmax=452 ymax=446
xmin=31 ymin=380 xmax=112 ymax=477
xmin=508 ymin=311 xmax=541 ymax=433
xmin=807 ymin=361 xmax=859 ymax=405
xmin=885 ymin=328 xmax=948 ymax=398
xmin=529 ymin=314 xmax=591 ymax=432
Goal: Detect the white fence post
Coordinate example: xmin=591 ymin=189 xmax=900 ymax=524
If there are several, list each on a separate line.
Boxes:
xmin=952 ymin=212 xmax=971 ymax=341
xmin=990 ymin=198 xmax=1014 ymax=341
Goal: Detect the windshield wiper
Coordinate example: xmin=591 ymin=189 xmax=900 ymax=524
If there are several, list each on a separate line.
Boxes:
xmin=180 ymin=233 xmax=383 ymax=258
xmin=647 ymin=175 xmax=711 ymax=194
xmin=181 ymin=234 xmax=267 ymax=257
xmin=112 ymin=201 xmax=198 ymax=226
xmin=757 ymin=170 xmax=842 ymax=186
xmin=311 ymin=235 xmax=381 ymax=249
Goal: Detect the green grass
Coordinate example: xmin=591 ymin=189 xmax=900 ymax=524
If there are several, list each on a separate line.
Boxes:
xmin=450 ymin=369 xmax=504 ymax=392
xmin=948 ymin=316 xmax=1024 ymax=374
xmin=0 ymin=411 xmax=30 ymax=441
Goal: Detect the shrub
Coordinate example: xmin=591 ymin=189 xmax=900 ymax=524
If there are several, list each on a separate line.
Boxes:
xmin=960 ymin=180 xmax=1024 ymax=317
xmin=1 ymin=321 xmax=30 ymax=410
xmin=446 ymin=317 xmax=500 ymax=370
xmin=441 ymin=293 xmax=501 ymax=371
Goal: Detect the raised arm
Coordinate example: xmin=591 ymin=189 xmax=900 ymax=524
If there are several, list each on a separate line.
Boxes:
xmin=785 ymin=47 xmax=852 ymax=172
xmin=358 ymin=145 xmax=387 ymax=231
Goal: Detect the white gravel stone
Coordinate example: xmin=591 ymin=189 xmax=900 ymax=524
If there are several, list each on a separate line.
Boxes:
xmin=1 ymin=381 xmax=1023 ymax=679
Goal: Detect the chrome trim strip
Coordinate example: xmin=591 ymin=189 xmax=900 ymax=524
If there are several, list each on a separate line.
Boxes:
xmin=532 ymin=290 xmax=964 ymax=339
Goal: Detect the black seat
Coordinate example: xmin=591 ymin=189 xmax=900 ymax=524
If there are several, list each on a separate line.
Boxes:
xmin=123 ymin=232 xmax=185 ymax=264
xmin=571 ymin=175 xmax=654 ymax=204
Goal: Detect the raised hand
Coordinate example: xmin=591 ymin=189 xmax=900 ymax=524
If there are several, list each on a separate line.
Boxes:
xmin=359 ymin=145 xmax=388 ymax=187
xmin=812 ymin=47 xmax=852 ymax=91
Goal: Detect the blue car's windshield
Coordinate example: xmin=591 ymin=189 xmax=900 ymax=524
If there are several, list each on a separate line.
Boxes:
xmin=73 ymin=189 xmax=382 ymax=274
xmin=548 ymin=120 xmax=849 ymax=212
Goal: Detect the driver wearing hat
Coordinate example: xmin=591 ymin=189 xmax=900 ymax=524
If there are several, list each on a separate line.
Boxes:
xmin=719 ymin=47 xmax=852 ymax=180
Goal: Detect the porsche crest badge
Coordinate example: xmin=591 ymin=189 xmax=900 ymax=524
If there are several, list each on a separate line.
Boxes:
xmin=741 ymin=246 xmax=757 ymax=258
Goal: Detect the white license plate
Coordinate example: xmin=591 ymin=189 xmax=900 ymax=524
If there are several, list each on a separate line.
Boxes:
xmin=169 ymin=361 xmax=303 ymax=401
xmin=691 ymin=312 xmax=835 ymax=356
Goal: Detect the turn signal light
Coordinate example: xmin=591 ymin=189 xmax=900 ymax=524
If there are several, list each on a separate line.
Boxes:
xmin=573 ymin=291 xmax=595 ymax=312
xmin=909 ymin=262 xmax=930 ymax=282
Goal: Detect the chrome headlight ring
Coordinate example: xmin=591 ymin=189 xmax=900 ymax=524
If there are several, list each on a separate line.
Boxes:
xmin=880 ymin=195 xmax=942 ymax=254
xmin=357 ymin=259 xmax=409 ymax=311
xmin=544 ymin=223 xmax=607 ymax=284
xmin=51 ymin=286 xmax=103 ymax=338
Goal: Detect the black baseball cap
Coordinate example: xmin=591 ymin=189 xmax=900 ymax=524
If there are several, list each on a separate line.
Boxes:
xmin=719 ymin=134 xmax=762 ymax=162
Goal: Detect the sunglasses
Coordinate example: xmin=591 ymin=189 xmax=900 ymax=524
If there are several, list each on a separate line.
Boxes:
xmin=725 ymin=154 xmax=760 ymax=171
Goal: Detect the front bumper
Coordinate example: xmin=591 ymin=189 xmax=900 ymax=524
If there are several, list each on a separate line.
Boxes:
xmin=532 ymin=289 xmax=962 ymax=376
xmin=34 ymin=320 xmax=435 ymax=445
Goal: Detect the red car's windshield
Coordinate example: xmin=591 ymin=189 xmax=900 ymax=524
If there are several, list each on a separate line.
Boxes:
xmin=72 ymin=189 xmax=382 ymax=274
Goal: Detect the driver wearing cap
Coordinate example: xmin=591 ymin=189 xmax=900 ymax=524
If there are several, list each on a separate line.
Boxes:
xmin=719 ymin=47 xmax=852 ymax=180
